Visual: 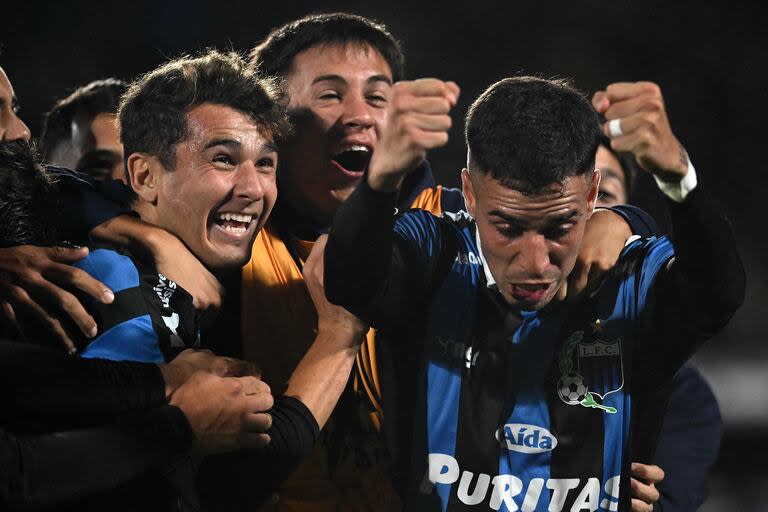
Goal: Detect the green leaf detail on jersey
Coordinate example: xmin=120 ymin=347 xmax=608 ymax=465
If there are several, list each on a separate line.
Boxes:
xmin=580 ymin=392 xmax=618 ymax=414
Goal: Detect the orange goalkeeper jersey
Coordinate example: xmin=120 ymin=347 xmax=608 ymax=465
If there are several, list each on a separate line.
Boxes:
xmin=241 ymin=186 xmax=447 ymax=512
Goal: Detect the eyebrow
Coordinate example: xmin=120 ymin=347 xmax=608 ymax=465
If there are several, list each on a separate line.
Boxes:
xmin=203 ymin=138 xmax=242 ymax=151
xmin=311 ymin=74 xmax=393 ymax=86
xmin=204 ymin=137 xmax=279 ymax=155
xmin=598 ymin=167 xmax=625 ymax=183
xmin=488 ymin=210 xmax=581 ymax=224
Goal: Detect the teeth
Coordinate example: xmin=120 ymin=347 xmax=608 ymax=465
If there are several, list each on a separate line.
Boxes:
xmin=217 ymin=212 xmax=253 ymax=223
xmin=222 ymin=224 xmax=247 ymax=233
xmin=336 ymin=144 xmax=370 ymax=155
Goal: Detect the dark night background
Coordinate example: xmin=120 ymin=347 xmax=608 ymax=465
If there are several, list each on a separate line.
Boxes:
xmin=3 ymin=0 xmax=767 ymax=508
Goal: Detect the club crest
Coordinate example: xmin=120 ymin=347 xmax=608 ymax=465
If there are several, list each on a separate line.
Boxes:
xmin=556 ymin=320 xmax=624 ymax=414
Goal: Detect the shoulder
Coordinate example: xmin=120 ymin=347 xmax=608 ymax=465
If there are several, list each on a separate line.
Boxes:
xmin=72 ymin=246 xmax=142 ymax=294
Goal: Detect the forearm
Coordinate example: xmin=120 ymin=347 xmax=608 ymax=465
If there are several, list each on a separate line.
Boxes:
xmin=90 ymin=215 xmax=170 ymax=262
xmin=197 ymin=395 xmax=320 ymax=511
xmin=0 ymin=406 xmax=193 ymax=508
xmin=663 ymin=186 xmax=745 ymax=330
xmin=325 ymin=177 xmax=399 ymax=313
xmin=285 ymin=326 xmax=363 ymax=428
xmin=1 ymin=341 xmax=167 ymax=424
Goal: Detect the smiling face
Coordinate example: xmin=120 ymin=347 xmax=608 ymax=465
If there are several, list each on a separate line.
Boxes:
xmin=0 ymin=67 xmax=31 ymax=142
xmin=280 ymin=42 xmax=393 ymax=223
xmin=462 ymin=169 xmax=600 ymax=310
xmin=130 ymin=103 xmax=278 ymax=272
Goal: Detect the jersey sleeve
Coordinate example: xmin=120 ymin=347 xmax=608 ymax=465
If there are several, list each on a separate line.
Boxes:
xmin=325 ymin=179 xmax=452 ymax=331
xmin=73 ymin=249 xmax=164 ymax=364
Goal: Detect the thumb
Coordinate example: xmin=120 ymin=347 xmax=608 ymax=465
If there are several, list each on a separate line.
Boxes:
xmin=592 ymin=91 xmax=610 ymax=113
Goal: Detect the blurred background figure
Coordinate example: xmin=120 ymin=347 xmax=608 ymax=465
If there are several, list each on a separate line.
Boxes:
xmin=41 ymin=78 xmax=127 ymax=182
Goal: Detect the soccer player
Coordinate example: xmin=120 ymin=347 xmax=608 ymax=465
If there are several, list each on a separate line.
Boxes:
xmin=323 ymin=76 xmax=744 ymax=511
xmin=594 ymin=138 xmax=723 ymax=512
xmin=41 ymin=78 xmax=127 ymax=182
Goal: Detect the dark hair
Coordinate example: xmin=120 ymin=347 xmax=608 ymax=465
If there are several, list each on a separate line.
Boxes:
xmin=41 ymin=78 xmax=128 ymax=162
xmin=465 ymin=76 xmax=601 ymax=193
xmin=0 ymin=140 xmax=58 ymax=247
xmin=119 ymin=49 xmax=290 ymax=171
xmin=598 ymin=133 xmax=637 ymax=200
xmin=249 ymin=12 xmax=405 ymax=82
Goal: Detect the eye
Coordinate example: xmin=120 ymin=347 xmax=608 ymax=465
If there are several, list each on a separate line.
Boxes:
xmin=256 ymin=156 xmax=276 ymax=168
xmin=544 ymin=224 xmax=574 ymax=239
xmin=318 ymin=91 xmax=342 ymax=101
xmin=213 ymin=153 xmax=235 ymax=166
xmin=367 ymin=93 xmax=388 ymax=106
xmin=598 ymin=191 xmax=615 ymax=203
xmin=495 ymin=223 xmax=523 ymax=238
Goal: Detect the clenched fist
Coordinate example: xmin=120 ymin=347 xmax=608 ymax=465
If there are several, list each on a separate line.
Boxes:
xmin=593 ymin=82 xmax=688 ymax=182
xmin=368 ymin=78 xmax=460 ymax=192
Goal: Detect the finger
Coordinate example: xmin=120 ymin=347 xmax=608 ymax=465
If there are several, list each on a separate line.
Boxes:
xmin=630 ymin=476 xmax=660 ymax=503
xmin=1 ymin=300 xmax=16 ymax=323
xmin=393 ymin=95 xmax=453 ymax=115
xmin=630 ymin=498 xmax=653 ymax=512
xmin=408 ymin=78 xmax=455 ymax=98
xmin=239 ymin=432 xmax=270 ymax=449
xmin=555 ymin=281 xmax=567 ymax=303
xmin=603 ymin=94 xmax=662 ymax=122
xmin=238 ymin=376 xmax=272 ymax=398
xmin=566 ymin=261 xmax=590 ymax=303
xmin=41 ymin=262 xmax=114 ymax=304
xmin=46 ymin=245 xmax=91 ymax=264
xmin=445 ymin=81 xmax=460 ymax=106
xmin=605 ymin=82 xmax=661 ymax=102
xmin=25 ymin=276 xmax=99 ymax=339
xmin=592 ymin=91 xmax=610 ymax=113
xmin=243 ymin=412 xmax=273 ymax=432
xmin=632 ymin=463 xmax=665 ymax=483
xmin=405 ymin=112 xmax=453 ymax=133
xmin=242 ymin=392 xmax=274 ymax=414
xmin=609 ymin=130 xmax=656 ymax=157
xmin=3 ymin=283 xmax=77 ymax=353
xmin=585 ymin=264 xmax=608 ymax=298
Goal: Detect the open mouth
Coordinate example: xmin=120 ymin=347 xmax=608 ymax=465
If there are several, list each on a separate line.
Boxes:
xmin=330 ymin=144 xmax=372 ymax=176
xmin=509 ymin=283 xmax=552 ymax=303
xmin=212 ymin=212 xmax=256 ymax=234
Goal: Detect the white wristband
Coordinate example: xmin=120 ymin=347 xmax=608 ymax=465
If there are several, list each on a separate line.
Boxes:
xmin=654 ymin=158 xmax=697 ymax=203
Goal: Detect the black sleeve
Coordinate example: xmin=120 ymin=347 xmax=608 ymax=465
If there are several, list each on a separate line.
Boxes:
xmin=196 ymin=395 xmax=319 ymax=511
xmin=653 ymin=365 xmax=722 ymax=512
xmin=48 ymin=166 xmax=132 ymax=243
xmin=0 ymin=341 xmax=167 ymax=427
xmin=0 ymin=405 xmax=193 ymax=509
xmin=636 ymin=187 xmax=746 ymax=381
xmin=325 ymin=179 xmax=449 ymax=330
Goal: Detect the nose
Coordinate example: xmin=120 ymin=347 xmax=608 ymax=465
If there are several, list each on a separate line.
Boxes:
xmin=515 ymin=232 xmax=551 ymax=278
xmin=2 ymin=112 xmax=31 ymax=142
xmin=341 ymin=93 xmax=374 ymax=130
xmin=235 ymin=162 xmax=266 ymax=202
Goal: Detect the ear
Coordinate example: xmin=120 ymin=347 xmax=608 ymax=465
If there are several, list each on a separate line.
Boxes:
xmin=461 ymin=168 xmax=477 ymax=218
xmin=126 ymin=153 xmax=159 ymax=203
xmin=586 ymin=169 xmax=601 ymax=218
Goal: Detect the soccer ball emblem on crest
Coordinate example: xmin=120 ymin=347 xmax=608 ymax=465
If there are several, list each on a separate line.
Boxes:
xmin=557 ymin=372 xmax=588 ymax=405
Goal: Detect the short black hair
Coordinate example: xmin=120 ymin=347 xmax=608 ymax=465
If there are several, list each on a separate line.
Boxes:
xmin=249 ymin=12 xmax=405 ymax=82
xmin=40 ymin=78 xmax=128 ymax=162
xmin=465 ymin=76 xmax=601 ymax=193
xmin=119 ymin=49 xmax=289 ymax=172
xmin=0 ymin=140 xmax=58 ymax=247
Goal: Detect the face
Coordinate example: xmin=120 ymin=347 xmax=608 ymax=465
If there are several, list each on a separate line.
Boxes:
xmin=595 ymin=145 xmax=627 ymax=206
xmin=133 ymin=103 xmax=278 ymax=272
xmin=280 ymin=42 xmax=393 ymax=223
xmin=0 ymin=67 xmax=31 ymax=142
xmin=462 ymin=169 xmax=600 ymax=310
xmin=67 ymin=113 xmax=125 ymax=182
